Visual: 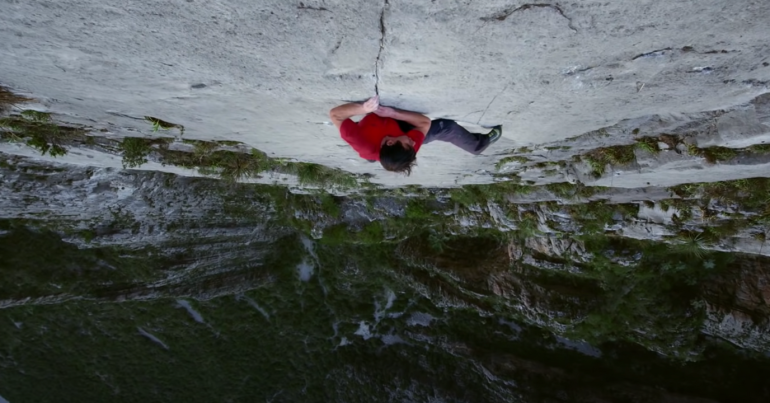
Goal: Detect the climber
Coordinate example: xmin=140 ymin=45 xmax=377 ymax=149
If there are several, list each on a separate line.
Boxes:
xmin=329 ymin=96 xmax=502 ymax=175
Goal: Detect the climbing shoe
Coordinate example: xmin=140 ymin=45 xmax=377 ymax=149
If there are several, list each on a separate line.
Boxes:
xmin=486 ymin=125 xmax=502 ymax=144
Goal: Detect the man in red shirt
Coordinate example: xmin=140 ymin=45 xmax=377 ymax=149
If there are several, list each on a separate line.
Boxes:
xmin=329 ymin=96 xmax=502 ymax=175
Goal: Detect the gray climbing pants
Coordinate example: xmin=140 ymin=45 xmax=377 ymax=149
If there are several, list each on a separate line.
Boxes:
xmin=425 ymin=119 xmax=491 ymax=155
xmin=397 ymin=119 xmax=489 ymax=155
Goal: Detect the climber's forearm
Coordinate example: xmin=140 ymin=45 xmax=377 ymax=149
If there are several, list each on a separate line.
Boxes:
xmin=384 ymin=108 xmax=431 ymax=134
xmin=329 ymin=102 xmax=367 ymax=128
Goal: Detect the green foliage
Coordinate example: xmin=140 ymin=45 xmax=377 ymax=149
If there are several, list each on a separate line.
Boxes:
xmin=426 ymin=230 xmax=448 ymax=252
xmin=291 ymin=162 xmax=359 ymax=189
xmin=144 ymin=116 xmax=184 ymax=135
xmin=582 ymin=145 xmax=636 ymax=177
xmin=668 ymin=199 xmax=694 ymax=223
xmin=0 ymin=110 xmax=85 ymax=157
xmin=216 ymin=140 xmax=242 ymax=146
xmin=513 ymin=211 xmax=542 ymax=240
xmin=659 ymin=199 xmax=671 ymax=212
xmin=217 ymin=150 xmax=268 ymax=182
xmin=79 ymin=229 xmax=95 ymax=244
xmin=690 ymin=146 xmax=739 ymax=164
xmin=0 ymin=86 xmax=32 ymax=113
xmin=28 ymin=137 xmax=67 ymax=157
xmin=159 ymin=145 xmax=273 ymax=182
xmin=359 ymin=221 xmax=384 ymax=244
xmin=318 ymin=193 xmax=341 ymax=217
xmin=167 ymin=148 xmax=276 ymax=183
xmin=449 ymin=179 xmax=531 ymax=206
xmin=700 ymin=220 xmax=748 ymax=243
xmin=567 ymin=201 xmax=625 ymax=235
xmin=635 ymin=137 xmax=659 ymax=154
xmin=533 ymin=161 xmax=561 ymax=169
xmin=0 ymin=225 xmax=165 ymax=298
xmin=495 ymin=155 xmax=530 ymax=170
xmin=165 ymin=141 xmax=360 ymax=188
xmin=4 ymin=155 xmax=770 ymax=400
xmin=120 ymin=137 xmax=172 ymax=169
xmin=748 ymin=143 xmax=770 ymax=154
xmin=668 ymin=231 xmax=708 ymax=260
xmin=544 ymin=182 xmax=602 ymax=200
xmin=320 ymin=221 xmax=385 ymax=246
xmin=670 ymin=178 xmax=770 ymax=212
xmin=183 ymin=139 xmax=219 ymax=157
xmin=120 ymin=138 xmax=151 ymax=168
xmin=545 ymin=182 xmax=577 ymax=199
xmin=19 ymin=109 xmax=50 ymax=121
xmin=568 ymin=237 xmax=732 ymax=359
xmin=405 ymin=199 xmax=432 ymax=220
xmin=675 ymin=143 xmax=745 ymax=164
xmin=318 ymin=224 xmax=349 ymax=245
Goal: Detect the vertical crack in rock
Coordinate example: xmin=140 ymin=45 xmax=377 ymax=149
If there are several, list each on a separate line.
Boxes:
xmin=374 ymin=0 xmax=390 ymax=95
xmin=477 ymin=84 xmax=509 ymax=124
xmin=480 ymin=3 xmax=578 ymax=33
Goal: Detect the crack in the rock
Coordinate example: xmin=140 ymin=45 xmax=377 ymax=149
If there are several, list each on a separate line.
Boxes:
xmin=742 ymin=79 xmax=769 ymax=87
xmin=105 ymin=111 xmax=145 ymax=121
xmin=633 ymin=46 xmax=738 ymax=61
xmin=682 ymin=46 xmax=737 ymax=55
xmin=477 ymin=84 xmax=509 ymax=125
xmin=374 ymin=0 xmax=390 ymax=95
xmin=462 ymin=109 xmax=484 ymax=120
xmin=631 ymin=48 xmax=673 ymax=60
xmin=331 ymin=38 xmax=343 ymax=54
xmin=297 ymin=2 xmax=330 ymax=12
xmin=563 ymin=66 xmax=593 ymax=76
xmin=480 ymin=3 xmax=577 ymax=33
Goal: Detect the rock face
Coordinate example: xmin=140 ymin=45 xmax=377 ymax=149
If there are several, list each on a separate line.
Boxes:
xmin=2 ymin=156 xmax=770 ymax=402
xmin=702 ymin=257 xmax=770 ymax=350
xmin=1 ymin=0 xmax=769 ymax=186
xmin=3 ymin=1 xmax=770 ymax=401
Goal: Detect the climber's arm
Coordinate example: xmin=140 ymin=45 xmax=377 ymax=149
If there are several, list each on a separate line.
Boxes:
xmin=329 ymin=96 xmax=379 ymax=129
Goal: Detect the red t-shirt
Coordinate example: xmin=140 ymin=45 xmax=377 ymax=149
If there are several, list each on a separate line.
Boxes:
xmin=339 ymin=113 xmax=425 ymax=161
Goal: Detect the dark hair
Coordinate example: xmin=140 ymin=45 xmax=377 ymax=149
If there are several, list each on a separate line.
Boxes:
xmin=379 ymin=143 xmax=416 ymax=175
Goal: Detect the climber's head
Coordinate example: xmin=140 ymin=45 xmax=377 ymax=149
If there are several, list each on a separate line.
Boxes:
xmin=379 ymin=135 xmax=416 ymax=176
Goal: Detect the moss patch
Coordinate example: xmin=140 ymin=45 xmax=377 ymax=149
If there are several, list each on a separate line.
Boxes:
xmin=582 ymin=145 xmax=636 ymax=177
xmin=689 ymin=146 xmax=739 ymax=164
xmin=495 ymin=155 xmax=530 ymax=170
xmin=635 ymin=137 xmax=660 ymax=154
xmin=449 ymin=180 xmax=532 ymax=206
xmin=670 ymin=178 xmax=770 ymax=212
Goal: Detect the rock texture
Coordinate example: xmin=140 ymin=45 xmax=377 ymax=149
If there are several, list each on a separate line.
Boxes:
xmin=1 ymin=0 xmax=769 ymax=186
xmin=2 ymin=156 xmax=770 ymax=402
xmin=3 ymin=2 xmax=770 ymax=400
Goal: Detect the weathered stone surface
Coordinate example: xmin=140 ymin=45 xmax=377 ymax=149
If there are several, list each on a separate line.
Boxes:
xmin=702 ymin=257 xmax=770 ymax=350
xmin=525 ymin=237 xmax=590 ymax=262
xmin=4 ymin=156 xmax=770 ymax=401
xmin=2 ymin=0 xmax=770 ymax=187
